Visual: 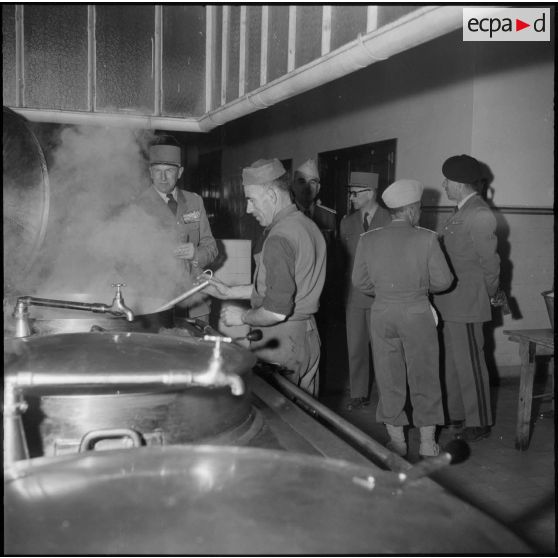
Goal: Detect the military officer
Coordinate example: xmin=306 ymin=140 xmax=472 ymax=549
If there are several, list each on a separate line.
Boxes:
xmin=133 ymin=140 xmax=218 ymax=321
xmin=435 ymin=154 xmax=501 ymax=442
xmin=352 ymin=179 xmax=453 ymax=457
xmin=292 ymin=159 xmax=337 ymax=242
xmin=339 ymin=172 xmax=391 ymax=410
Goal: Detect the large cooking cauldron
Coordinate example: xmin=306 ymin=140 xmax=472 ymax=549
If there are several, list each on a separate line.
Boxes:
xmin=4 ymin=445 xmax=530 ymax=554
xmin=6 ymin=331 xmax=257 ymax=457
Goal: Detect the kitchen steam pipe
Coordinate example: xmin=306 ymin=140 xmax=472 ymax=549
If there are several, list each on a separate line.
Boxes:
xmin=267 ymin=370 xmax=412 ymax=473
xmin=11 ymin=6 xmax=462 ymax=133
xmin=9 ymin=109 xmax=206 ymax=132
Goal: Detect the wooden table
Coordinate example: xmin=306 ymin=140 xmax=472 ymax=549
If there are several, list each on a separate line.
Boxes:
xmin=503 ymin=329 xmax=554 ymax=450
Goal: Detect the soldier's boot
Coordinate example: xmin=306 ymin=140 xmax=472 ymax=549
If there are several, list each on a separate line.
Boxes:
xmin=419 ymin=425 xmax=440 ymax=457
xmin=385 ymin=424 xmax=407 ymax=456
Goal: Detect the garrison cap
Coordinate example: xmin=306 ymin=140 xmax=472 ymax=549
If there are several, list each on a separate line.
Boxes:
xmin=442 ymin=154 xmax=482 ymax=184
xmin=242 ymin=158 xmax=286 ymax=186
xmin=295 ymin=159 xmax=319 ymax=181
xmin=349 ymin=172 xmax=379 ymax=189
xmin=149 ymin=145 xmax=182 ymax=167
xmin=382 ymin=179 xmax=424 ymax=208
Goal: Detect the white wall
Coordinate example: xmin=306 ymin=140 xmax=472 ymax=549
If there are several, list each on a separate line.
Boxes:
xmin=472 ymin=42 xmax=554 ymax=208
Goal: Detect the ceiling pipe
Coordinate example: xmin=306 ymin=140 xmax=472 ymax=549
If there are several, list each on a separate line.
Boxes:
xmin=198 ymin=5 xmax=464 ymax=131
xmin=10 ymin=108 xmax=205 ymax=132
xmin=12 ymin=6 xmax=463 ymax=133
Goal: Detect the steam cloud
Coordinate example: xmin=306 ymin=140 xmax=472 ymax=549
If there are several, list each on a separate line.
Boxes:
xmin=20 ymin=125 xmax=191 ymax=314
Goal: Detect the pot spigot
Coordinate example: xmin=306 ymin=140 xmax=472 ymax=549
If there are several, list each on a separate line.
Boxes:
xmin=12 ymin=300 xmax=32 ymax=338
xmin=198 ymin=334 xmax=245 ymax=396
xmin=109 ymin=283 xmax=134 ymax=322
xmin=4 ymin=377 xmax=30 ymax=465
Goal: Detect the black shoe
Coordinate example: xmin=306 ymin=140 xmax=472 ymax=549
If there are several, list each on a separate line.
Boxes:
xmin=455 ymin=426 xmax=491 ymax=442
xmin=444 ymin=420 xmax=465 ymax=432
xmin=346 ymin=397 xmax=370 ymax=411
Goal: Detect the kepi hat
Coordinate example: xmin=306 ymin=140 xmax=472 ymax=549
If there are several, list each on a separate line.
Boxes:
xmin=149 ymin=144 xmax=182 ymax=167
xmin=242 ymin=158 xmax=286 ymax=186
xmin=349 ymin=172 xmax=379 ymax=189
xmin=382 ymin=179 xmax=423 ymax=208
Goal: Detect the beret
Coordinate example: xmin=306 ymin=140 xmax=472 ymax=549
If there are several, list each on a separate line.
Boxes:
xmin=348 ymin=171 xmax=378 ymax=189
xmin=149 ymin=145 xmax=181 ymax=166
xmin=382 ymin=179 xmax=424 ymax=208
xmin=442 ymin=154 xmax=482 ymax=184
xmin=295 ymin=159 xmax=319 ymax=181
xmin=242 ymin=158 xmax=286 ymax=186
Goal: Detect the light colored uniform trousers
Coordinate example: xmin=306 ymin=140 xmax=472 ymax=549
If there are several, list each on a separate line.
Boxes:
xmin=443 ymin=321 xmax=492 ymax=427
xmin=251 ymin=317 xmax=321 ymax=396
xmin=370 ymin=301 xmax=444 ymax=426
xmin=345 ymin=305 xmax=371 ymax=398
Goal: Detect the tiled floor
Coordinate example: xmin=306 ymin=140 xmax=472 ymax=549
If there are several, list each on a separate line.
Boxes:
xmin=319 ymin=320 xmax=555 ymax=554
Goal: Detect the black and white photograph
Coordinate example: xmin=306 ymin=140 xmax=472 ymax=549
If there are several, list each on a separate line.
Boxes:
xmin=3 ymin=3 xmax=554 ymax=555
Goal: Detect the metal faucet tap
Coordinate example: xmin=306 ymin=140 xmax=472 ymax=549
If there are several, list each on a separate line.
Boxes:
xmin=11 ymin=284 xmax=135 ymax=338
xmin=109 ymin=283 xmax=135 ymax=322
xmin=197 ymin=334 xmax=245 ymax=395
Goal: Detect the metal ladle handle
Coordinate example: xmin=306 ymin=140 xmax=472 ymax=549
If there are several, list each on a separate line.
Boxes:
xmin=154 ymin=270 xmax=213 ymax=312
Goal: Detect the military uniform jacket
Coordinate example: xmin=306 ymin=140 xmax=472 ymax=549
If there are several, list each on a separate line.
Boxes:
xmin=340 ymin=206 xmax=391 ymax=308
xmin=434 ymin=194 xmax=500 ymax=323
xmin=134 ymin=186 xmax=217 ymax=271
xmin=311 ymin=202 xmax=337 ymax=239
xmin=132 ymin=187 xmax=217 ymax=313
xmin=352 ymin=220 xmax=453 ymax=303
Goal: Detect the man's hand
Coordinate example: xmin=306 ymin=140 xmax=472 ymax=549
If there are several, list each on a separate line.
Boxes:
xmin=174 ymin=243 xmax=195 ymax=260
xmin=204 ymin=277 xmax=233 ymax=299
xmin=220 ymin=306 xmax=245 ymax=326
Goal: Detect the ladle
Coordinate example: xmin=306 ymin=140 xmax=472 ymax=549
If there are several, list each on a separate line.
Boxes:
xmin=154 ymin=270 xmax=213 ymax=312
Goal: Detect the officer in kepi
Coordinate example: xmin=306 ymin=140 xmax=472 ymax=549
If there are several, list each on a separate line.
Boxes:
xmin=204 ymin=158 xmax=326 ymax=396
xmin=352 ymin=179 xmax=453 ymax=457
xmin=340 ymin=171 xmax=391 ymax=411
xmin=133 ymin=139 xmax=218 ymax=322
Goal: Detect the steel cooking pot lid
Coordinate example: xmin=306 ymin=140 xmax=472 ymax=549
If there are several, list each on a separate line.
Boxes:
xmin=5 ymin=331 xmax=256 ymax=382
xmin=4 ymin=445 xmax=530 ymax=555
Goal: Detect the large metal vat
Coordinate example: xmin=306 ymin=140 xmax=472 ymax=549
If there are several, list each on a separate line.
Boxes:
xmin=6 ymin=331 xmax=257 ymax=457
xmin=4 ymin=445 xmax=531 ymax=555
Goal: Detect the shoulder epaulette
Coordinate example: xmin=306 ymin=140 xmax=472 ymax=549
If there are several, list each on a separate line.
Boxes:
xmin=316 ymin=201 xmax=337 ymax=214
xmin=415 ymin=225 xmax=437 ymax=234
xmin=360 ymin=226 xmax=384 ymax=237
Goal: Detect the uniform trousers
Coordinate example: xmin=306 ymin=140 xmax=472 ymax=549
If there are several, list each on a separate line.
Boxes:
xmin=442 ymin=321 xmax=492 ymax=427
xmin=370 ymin=300 xmax=444 ymax=426
xmin=251 ymin=317 xmax=321 ymax=396
xmin=345 ymin=305 xmax=372 ymax=398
